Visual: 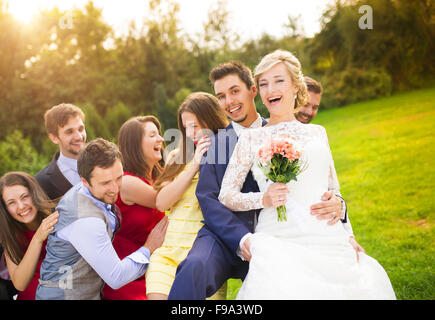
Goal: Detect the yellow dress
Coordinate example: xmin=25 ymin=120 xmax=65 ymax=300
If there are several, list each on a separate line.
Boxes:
xmin=146 ymin=162 xmax=226 ymax=299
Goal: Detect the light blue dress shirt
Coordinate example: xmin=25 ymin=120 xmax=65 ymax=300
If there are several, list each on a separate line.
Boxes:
xmin=56 ymin=183 xmax=150 ymax=290
xmin=56 ymin=152 xmax=81 ymax=186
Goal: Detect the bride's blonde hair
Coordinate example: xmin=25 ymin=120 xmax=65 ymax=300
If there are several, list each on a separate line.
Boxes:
xmin=254 ymin=49 xmax=308 ymax=112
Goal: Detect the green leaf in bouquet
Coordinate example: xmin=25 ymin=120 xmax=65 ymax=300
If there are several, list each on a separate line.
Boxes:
xmin=271 ymin=156 xmax=280 ymax=170
xmin=288 ymin=172 xmax=297 ymax=181
xmin=289 ymin=161 xmax=300 ymax=172
xmin=281 ymin=157 xmax=290 ymax=172
xmin=281 ymin=171 xmax=290 ymax=181
xmin=275 ymin=174 xmax=288 ymax=183
xmin=266 ymin=173 xmax=276 ymax=182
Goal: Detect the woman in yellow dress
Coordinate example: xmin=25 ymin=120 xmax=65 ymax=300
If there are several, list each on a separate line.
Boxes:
xmin=146 ymin=92 xmax=228 ymax=300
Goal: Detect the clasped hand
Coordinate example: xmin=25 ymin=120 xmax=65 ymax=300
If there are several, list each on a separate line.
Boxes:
xmin=263 ymin=185 xmax=343 ymax=225
xmin=310 ymin=190 xmax=343 ymax=225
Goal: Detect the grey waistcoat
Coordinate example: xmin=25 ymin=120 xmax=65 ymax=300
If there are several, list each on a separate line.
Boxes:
xmin=36 ymin=184 xmax=113 ymax=300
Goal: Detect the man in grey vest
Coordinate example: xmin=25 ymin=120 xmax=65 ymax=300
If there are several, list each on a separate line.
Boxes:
xmin=36 ymin=138 xmax=168 ymax=300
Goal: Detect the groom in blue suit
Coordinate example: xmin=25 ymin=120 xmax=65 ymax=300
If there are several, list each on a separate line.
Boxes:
xmin=168 ymin=61 xmax=347 ymax=299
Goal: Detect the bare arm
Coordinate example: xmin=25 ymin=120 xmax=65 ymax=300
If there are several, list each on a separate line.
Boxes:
xmin=155 ymin=137 xmax=210 ymax=212
xmin=6 ymin=212 xmax=59 ymax=291
xmin=155 ymin=164 xmax=198 ymax=212
xmin=120 ymin=175 xmax=158 ymax=208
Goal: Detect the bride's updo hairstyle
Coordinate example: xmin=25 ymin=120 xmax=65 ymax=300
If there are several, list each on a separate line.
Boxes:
xmin=254 ymin=49 xmax=308 ymax=113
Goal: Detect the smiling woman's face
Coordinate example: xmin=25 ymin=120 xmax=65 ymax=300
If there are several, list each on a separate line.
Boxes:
xmin=141 ymin=121 xmax=164 ymax=166
xmin=181 ymin=111 xmax=206 ymax=145
xmin=2 ymin=184 xmax=38 ymax=227
xmin=258 ymin=62 xmax=299 ymax=116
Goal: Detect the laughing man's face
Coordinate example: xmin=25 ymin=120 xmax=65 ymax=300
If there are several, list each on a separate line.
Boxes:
xmin=214 ymin=74 xmax=258 ymax=127
xmin=296 ymin=91 xmax=321 ymax=124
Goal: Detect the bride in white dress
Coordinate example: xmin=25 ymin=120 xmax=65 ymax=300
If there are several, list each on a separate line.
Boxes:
xmin=218 ymin=50 xmax=396 ymax=300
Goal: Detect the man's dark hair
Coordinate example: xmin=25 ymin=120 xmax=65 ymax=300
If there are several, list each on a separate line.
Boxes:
xmin=304 ymin=76 xmax=323 ymax=95
xmin=209 ymin=61 xmax=254 ymax=89
xmin=78 ymin=138 xmax=122 ymax=185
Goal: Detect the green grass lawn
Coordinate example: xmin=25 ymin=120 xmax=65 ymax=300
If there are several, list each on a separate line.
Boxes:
xmin=227 ymin=87 xmax=435 ymax=300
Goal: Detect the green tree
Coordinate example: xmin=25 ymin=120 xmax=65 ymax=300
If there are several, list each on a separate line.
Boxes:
xmin=105 ymin=102 xmax=132 ymax=140
xmin=310 ymin=0 xmax=434 ymax=104
xmin=0 ymin=130 xmax=49 ymax=176
xmin=81 ymin=102 xmax=111 ymax=141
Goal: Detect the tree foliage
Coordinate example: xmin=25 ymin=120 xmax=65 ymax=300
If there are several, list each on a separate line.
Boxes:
xmin=0 ymin=0 xmax=432 ymax=167
xmin=0 ymin=130 xmax=48 ymax=176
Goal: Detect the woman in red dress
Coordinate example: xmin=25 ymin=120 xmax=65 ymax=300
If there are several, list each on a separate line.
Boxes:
xmin=102 ymin=116 xmax=166 ymax=300
xmin=0 ymin=172 xmax=58 ymax=300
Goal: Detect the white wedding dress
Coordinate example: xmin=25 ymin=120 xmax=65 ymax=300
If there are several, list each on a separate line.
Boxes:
xmin=219 ymin=120 xmax=396 ymax=300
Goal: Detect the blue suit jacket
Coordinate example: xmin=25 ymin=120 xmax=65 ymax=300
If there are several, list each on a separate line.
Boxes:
xmin=195 ymin=120 xmax=268 ymax=254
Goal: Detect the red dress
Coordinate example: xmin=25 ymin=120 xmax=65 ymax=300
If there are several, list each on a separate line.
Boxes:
xmin=102 ymin=172 xmax=165 ymax=300
xmin=17 ymin=230 xmax=47 ymax=300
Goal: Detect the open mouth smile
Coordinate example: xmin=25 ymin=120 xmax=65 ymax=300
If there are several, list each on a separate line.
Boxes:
xmin=18 ymin=208 xmax=33 ymax=217
xmin=268 ymin=96 xmax=282 ymax=105
xmin=227 ymin=104 xmax=242 ymax=114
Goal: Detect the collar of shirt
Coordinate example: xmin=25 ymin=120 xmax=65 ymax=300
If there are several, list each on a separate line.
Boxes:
xmin=77 ymin=183 xmax=117 ymax=230
xmin=57 ymin=152 xmax=81 ymax=185
xmin=231 ymin=113 xmax=263 ymax=137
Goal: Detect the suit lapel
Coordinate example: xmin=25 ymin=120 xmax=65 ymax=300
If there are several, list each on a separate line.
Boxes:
xmin=224 ymin=118 xmax=268 ymax=163
xmin=47 ymin=152 xmax=73 ymax=191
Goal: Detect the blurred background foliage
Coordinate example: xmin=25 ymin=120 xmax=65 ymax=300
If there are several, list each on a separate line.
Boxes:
xmin=0 ymin=0 xmax=433 ymax=175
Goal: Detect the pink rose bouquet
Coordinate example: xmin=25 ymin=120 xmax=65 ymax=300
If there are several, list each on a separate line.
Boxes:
xmin=258 ymin=135 xmax=304 ymax=221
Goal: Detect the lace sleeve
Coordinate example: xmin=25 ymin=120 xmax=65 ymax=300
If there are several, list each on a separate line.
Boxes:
xmin=318 ymin=126 xmax=341 ymax=196
xmin=218 ymin=130 xmax=264 ymax=211
xmin=320 ymin=126 xmax=354 ymax=235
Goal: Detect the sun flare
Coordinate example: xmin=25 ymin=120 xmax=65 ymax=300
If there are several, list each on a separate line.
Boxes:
xmin=6 ymin=1 xmax=42 ymax=23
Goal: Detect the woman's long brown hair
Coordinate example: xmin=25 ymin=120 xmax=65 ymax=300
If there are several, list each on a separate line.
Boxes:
xmin=153 ymin=92 xmax=228 ymax=191
xmin=117 ymin=115 xmax=165 ymax=181
xmin=0 ymin=172 xmax=57 ymax=265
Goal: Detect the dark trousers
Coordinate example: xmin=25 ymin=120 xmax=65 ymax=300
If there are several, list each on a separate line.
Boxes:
xmin=168 ymin=229 xmax=249 ymax=300
xmin=0 ymin=278 xmax=17 ymax=300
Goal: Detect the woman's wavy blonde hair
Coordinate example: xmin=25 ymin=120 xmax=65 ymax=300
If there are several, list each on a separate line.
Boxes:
xmin=254 ymin=49 xmax=308 ymax=112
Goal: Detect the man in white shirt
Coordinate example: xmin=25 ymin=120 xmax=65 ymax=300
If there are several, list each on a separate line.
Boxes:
xmin=35 ymin=103 xmax=86 ymax=199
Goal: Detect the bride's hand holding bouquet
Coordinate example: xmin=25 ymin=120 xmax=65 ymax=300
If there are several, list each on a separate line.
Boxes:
xmin=259 ymin=135 xmax=305 ymax=222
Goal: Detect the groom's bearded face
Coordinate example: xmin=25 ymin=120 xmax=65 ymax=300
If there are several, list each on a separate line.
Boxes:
xmin=214 ymin=74 xmax=257 ymax=127
xmin=296 ymin=91 xmax=321 ymax=124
